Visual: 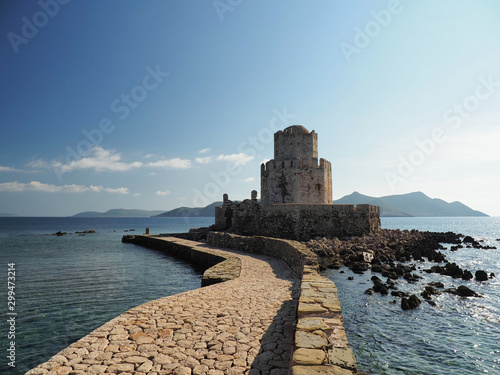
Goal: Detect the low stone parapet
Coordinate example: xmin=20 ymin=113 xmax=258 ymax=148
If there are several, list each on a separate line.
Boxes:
xmin=292 ymin=265 xmax=357 ymax=375
xmin=123 ymin=235 xmax=241 ymax=286
xmin=206 ymin=231 xmax=317 ymax=278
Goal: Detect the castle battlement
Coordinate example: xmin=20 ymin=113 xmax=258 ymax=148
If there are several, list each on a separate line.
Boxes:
xmin=261 ymin=157 xmax=331 ymax=173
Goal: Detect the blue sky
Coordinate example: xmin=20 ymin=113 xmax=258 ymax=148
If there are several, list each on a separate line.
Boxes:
xmin=1 ymin=0 xmax=500 ymax=216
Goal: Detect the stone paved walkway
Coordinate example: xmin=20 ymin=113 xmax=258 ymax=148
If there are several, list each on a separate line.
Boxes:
xmin=26 ymin=238 xmax=300 ymax=375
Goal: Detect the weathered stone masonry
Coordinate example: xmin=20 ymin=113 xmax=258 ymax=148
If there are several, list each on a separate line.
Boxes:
xmin=262 ymin=126 xmax=332 ymax=205
xmin=215 ymin=125 xmax=380 ymax=240
xmin=215 ymin=201 xmax=380 ymax=240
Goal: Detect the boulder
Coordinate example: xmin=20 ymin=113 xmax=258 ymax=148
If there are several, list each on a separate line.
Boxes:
xmin=401 ymin=295 xmax=421 ymax=310
xmin=475 ymin=270 xmax=488 ymax=281
xmin=463 ymin=235 xmax=475 ymax=243
xmin=444 ymin=286 xmax=481 ymax=297
xmin=428 ymin=281 xmax=444 ymax=289
xmin=424 ymin=286 xmax=441 ymax=296
xmin=461 ymin=270 xmax=473 ymax=280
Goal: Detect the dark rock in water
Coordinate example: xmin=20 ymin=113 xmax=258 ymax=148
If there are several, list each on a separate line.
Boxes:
xmin=382 ymin=270 xmax=399 ymax=280
xmin=463 ymin=235 xmax=475 ymax=243
xmin=347 ymin=276 xmax=354 ymax=280
xmin=426 ymin=300 xmax=437 ymax=307
xmin=372 ymin=282 xmax=388 ymax=295
xmin=424 ymin=286 xmax=442 ymax=296
xmin=482 ymin=245 xmax=497 ymax=250
xmin=371 ymin=276 xmax=389 ymax=295
xmin=431 ymin=231 xmax=462 ymax=244
xmin=421 ymin=290 xmax=432 ymax=300
xmin=351 ymin=261 xmax=368 ymax=274
xmin=475 ymin=270 xmax=488 ymax=282
xmin=53 ymin=231 xmax=66 ymax=236
xmin=461 ymin=270 xmax=473 ymax=280
xmin=391 ymin=291 xmax=410 ymax=298
xmin=457 ymin=285 xmax=480 ymax=297
xmin=445 ymin=262 xmax=464 ymax=278
xmin=444 ymin=286 xmax=481 ymax=297
xmin=386 ymin=278 xmax=397 ymax=289
xmin=371 ymin=275 xmax=382 ymax=282
xmin=491 ymin=273 xmax=496 ymax=278
xmin=403 ymin=273 xmax=422 ymax=283
xmin=402 ymin=294 xmax=421 ymax=310
xmin=428 ymin=281 xmax=444 ymax=289
xmin=364 ymin=288 xmax=375 ymax=295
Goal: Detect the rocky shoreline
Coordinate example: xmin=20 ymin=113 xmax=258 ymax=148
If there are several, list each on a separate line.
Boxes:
xmin=305 ymin=229 xmax=496 ymax=310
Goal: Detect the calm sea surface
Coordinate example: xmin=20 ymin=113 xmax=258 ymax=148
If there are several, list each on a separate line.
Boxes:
xmin=324 ymin=217 xmax=500 ymax=375
xmin=0 ymin=217 xmax=215 ymax=375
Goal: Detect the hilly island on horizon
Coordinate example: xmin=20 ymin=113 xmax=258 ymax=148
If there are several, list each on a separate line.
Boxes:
xmin=67 ymin=191 xmax=488 ymax=218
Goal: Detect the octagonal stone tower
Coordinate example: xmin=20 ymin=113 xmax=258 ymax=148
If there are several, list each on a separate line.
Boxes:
xmin=261 ymin=125 xmax=333 ymax=205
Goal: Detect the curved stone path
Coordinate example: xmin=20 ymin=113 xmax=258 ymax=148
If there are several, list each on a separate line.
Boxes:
xmin=26 ymin=238 xmax=300 ymax=375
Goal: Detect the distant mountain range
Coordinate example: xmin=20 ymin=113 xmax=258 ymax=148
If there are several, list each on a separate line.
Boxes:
xmin=333 ymin=191 xmax=487 ymax=217
xmin=70 ymin=192 xmax=487 ymax=218
xmin=153 ymin=202 xmax=223 ymax=217
xmin=73 ymin=209 xmax=166 ymax=217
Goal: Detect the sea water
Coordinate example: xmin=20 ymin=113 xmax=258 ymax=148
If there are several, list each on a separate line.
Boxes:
xmin=0 ymin=216 xmax=214 ymax=375
xmin=323 ymin=217 xmax=500 ymax=375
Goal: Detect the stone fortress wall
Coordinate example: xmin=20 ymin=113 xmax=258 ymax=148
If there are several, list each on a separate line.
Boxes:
xmin=215 ymin=198 xmax=380 ymax=240
xmin=215 ymin=125 xmax=380 ymax=240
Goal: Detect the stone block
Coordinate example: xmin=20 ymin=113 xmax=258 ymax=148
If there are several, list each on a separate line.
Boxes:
xmin=298 ymin=303 xmax=328 ymax=317
xmin=295 ymin=331 xmax=329 ymax=349
xmin=292 ymin=365 xmax=354 ymax=375
xmin=328 ymin=348 xmax=357 ymax=371
xmin=292 ymin=348 xmax=326 ymax=365
xmin=296 ymin=318 xmax=330 ymax=331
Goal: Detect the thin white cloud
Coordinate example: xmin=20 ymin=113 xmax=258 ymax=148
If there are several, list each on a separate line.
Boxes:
xmin=242 ymin=177 xmax=255 ymax=183
xmin=31 ymin=147 xmax=143 ymax=174
xmin=0 ymin=166 xmax=23 ymax=172
xmin=0 ymin=181 xmax=129 ymax=194
xmin=156 ymin=190 xmax=171 ymax=196
xmin=56 ymin=147 xmax=143 ymax=173
xmin=146 ymin=158 xmax=192 ymax=169
xmin=195 ymin=156 xmax=214 ymax=164
xmin=26 ymin=159 xmax=50 ymax=169
xmin=0 ymin=165 xmax=36 ymax=173
xmin=199 ymin=148 xmax=211 ymax=154
xmin=216 ymin=153 xmax=254 ymax=166
xmin=28 ymin=147 xmax=193 ymax=173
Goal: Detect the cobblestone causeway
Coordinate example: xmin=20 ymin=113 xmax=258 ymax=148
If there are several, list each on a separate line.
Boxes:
xmin=26 ymin=239 xmax=300 ymax=375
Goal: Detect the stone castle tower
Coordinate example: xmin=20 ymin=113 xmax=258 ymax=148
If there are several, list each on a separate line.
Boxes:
xmin=261 ymin=125 xmax=333 ymax=204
